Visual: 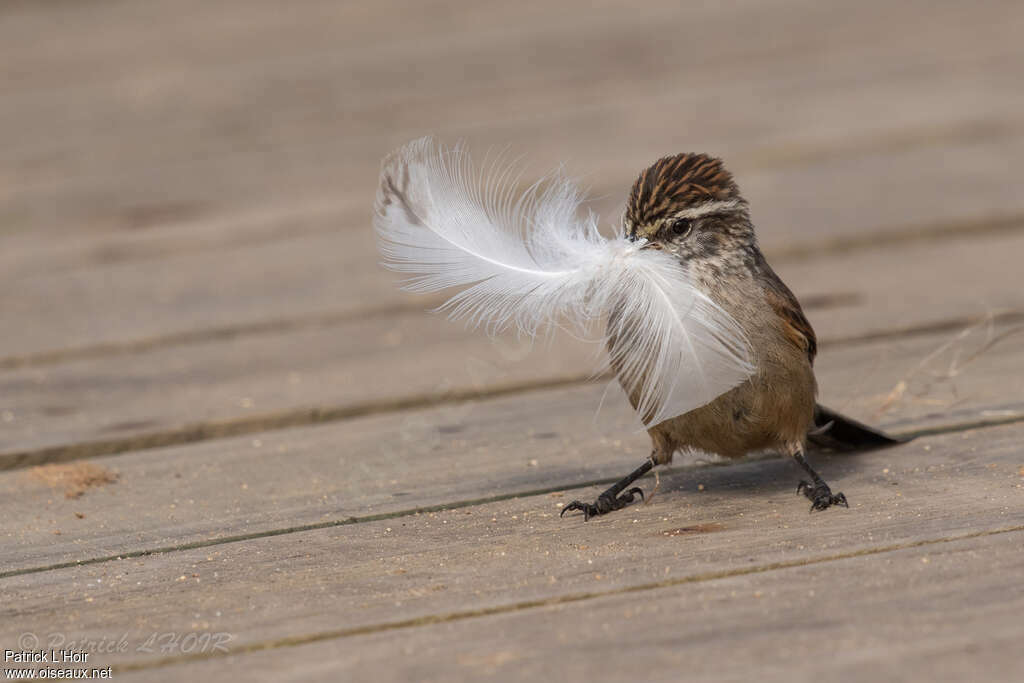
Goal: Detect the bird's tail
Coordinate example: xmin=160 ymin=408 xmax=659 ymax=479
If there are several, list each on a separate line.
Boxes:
xmin=809 ymin=404 xmax=906 ymax=451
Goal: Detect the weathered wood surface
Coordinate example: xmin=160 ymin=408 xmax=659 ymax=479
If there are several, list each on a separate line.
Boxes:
xmin=3 ymin=0 xmax=1024 ymax=360
xmin=3 ymin=0 xmax=1021 ymax=248
xmin=126 ymin=533 xmax=1024 ymax=683
xmin=3 ymin=233 xmax=1023 ymax=465
xmin=3 ymin=0 xmax=1024 ymax=681
xmin=2 ymin=323 xmax=1022 ymax=574
xmin=3 ymin=423 xmax=1022 ymax=673
xmin=4 ymin=186 xmax=1023 ymax=366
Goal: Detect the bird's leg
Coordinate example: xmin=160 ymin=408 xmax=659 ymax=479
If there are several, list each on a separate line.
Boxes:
xmin=792 ymin=449 xmax=848 ymax=512
xmin=560 ymin=456 xmax=655 ymax=521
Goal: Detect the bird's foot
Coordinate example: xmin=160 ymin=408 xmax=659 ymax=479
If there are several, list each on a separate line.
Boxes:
xmin=797 ymin=480 xmax=848 ymax=512
xmin=560 ymin=487 xmax=644 ymax=521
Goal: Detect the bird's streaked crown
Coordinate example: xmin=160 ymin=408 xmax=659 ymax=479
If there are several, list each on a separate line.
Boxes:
xmin=625 ymin=153 xmax=743 ymax=241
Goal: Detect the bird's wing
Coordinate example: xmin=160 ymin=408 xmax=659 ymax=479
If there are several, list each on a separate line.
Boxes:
xmin=373 ymin=137 xmax=755 ymax=425
xmin=761 ymin=268 xmax=818 ymax=365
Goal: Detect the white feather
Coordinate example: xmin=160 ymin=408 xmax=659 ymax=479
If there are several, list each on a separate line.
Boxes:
xmin=373 ymin=137 xmax=755 ymax=426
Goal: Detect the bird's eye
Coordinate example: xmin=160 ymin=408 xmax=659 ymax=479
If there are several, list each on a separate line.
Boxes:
xmin=671 ymin=218 xmax=693 ymax=236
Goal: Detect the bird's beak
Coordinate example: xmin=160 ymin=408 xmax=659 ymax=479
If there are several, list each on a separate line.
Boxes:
xmin=640 ymin=241 xmax=663 ymax=251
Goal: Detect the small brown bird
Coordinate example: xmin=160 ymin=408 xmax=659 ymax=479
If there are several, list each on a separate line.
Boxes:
xmin=375 ymin=139 xmax=900 ymax=521
xmin=560 ymin=153 xmax=900 ymax=519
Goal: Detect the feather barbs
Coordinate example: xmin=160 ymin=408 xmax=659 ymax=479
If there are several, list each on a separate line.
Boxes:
xmin=373 ymin=137 xmax=755 ymax=426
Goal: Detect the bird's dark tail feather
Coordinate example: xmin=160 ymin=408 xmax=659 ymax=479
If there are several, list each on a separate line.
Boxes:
xmin=809 ymin=404 xmax=906 ymax=451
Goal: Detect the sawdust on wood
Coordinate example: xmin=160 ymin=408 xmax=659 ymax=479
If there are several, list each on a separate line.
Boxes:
xmin=30 ymin=462 xmax=118 ymax=498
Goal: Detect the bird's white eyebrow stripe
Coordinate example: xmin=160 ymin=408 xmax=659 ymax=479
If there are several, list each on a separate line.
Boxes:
xmin=671 ymin=199 xmax=743 ymax=220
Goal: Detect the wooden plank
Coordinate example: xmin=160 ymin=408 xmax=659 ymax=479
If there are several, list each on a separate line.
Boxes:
xmin=4 ymin=75 xmax=1023 ymax=276
xmin=4 ymin=47 xmax=1022 ymax=274
xmin=2 ymin=421 xmax=1022 ymax=672
xmin=0 ymin=4 xmax=1019 ymax=680
xmin=2 ymin=233 xmax=1022 ymax=462
xmin=118 ymin=533 xmax=1024 ymax=683
xmin=2 ymin=0 xmax=1022 ymax=365
xmin=779 ymin=233 xmax=1024 ymax=347
xmin=2 ymin=0 xmax=1022 ymax=249
xmin=2 ymin=323 xmax=1021 ymax=573
xmin=7 ymin=57 xmax=1020 ymax=246
xmin=6 ymin=0 xmax=1016 ymax=160
xmin=4 ymin=211 xmax=1022 ymax=365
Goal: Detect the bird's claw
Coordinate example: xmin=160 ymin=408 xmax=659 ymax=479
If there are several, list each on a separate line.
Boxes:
xmin=797 ymin=480 xmax=848 ymax=512
xmin=560 ymin=487 xmax=645 ymax=521
xmin=559 ymin=500 xmax=600 ymax=521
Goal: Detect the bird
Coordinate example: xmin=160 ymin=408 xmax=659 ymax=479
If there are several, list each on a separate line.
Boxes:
xmin=373 ymin=139 xmax=901 ymax=521
xmin=559 ymin=152 xmax=900 ymax=520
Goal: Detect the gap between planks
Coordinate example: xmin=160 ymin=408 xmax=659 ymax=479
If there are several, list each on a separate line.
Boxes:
xmin=3 ymin=408 xmax=1022 ymax=582
xmin=110 ymin=524 xmax=1024 ymax=674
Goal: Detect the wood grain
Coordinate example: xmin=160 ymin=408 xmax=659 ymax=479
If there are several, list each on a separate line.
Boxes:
xmin=3 ymin=0 xmax=1022 ymax=368
xmin=3 ymin=1 xmax=1023 ymax=680
xmin=3 ymin=231 xmax=1022 ymax=464
xmin=122 ymin=532 xmax=1024 ymax=683
xmin=4 ymin=170 xmax=1024 ymax=363
xmin=2 ymin=0 xmax=1022 ymax=254
xmin=2 ymin=422 xmax=1022 ymax=672
xmin=2 ymin=323 xmax=1022 ymax=574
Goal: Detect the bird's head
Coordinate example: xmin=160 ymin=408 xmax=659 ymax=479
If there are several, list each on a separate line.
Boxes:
xmin=624 ymin=153 xmax=755 ymax=263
